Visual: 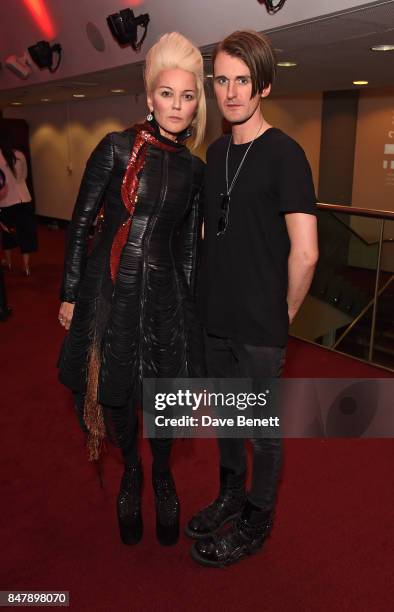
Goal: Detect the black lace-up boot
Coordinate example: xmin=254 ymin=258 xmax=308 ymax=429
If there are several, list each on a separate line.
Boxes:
xmin=190 ymin=499 xmax=273 ymax=567
xmin=185 ymin=466 xmax=246 ymax=539
xmin=152 ymin=469 xmax=180 ymax=546
xmin=117 ymin=462 xmax=143 ymax=545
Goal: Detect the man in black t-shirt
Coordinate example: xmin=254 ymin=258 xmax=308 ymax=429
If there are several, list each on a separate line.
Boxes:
xmin=187 ymin=31 xmax=319 ymax=567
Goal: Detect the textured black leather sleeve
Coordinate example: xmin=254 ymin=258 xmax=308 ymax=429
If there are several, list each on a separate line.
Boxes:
xmin=177 ymin=156 xmax=205 ymax=297
xmin=60 ymin=133 xmax=115 ymax=302
xmin=177 ymin=157 xmax=206 ymax=377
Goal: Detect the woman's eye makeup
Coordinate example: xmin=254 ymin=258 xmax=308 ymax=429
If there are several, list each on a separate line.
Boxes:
xmin=158 ymin=89 xmax=196 ymax=101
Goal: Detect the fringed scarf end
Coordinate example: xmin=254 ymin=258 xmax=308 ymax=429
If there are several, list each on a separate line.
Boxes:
xmin=84 ymin=344 xmax=106 ymax=461
xmin=86 ymin=430 xmax=105 ymax=462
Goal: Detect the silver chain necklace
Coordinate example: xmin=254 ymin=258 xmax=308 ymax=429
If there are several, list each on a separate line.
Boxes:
xmin=216 ymin=120 xmax=265 ymax=237
xmin=225 ymin=119 xmax=264 ymax=196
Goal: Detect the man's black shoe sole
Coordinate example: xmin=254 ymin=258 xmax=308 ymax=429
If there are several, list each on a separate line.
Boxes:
xmin=189 ymin=542 xmax=260 ymax=568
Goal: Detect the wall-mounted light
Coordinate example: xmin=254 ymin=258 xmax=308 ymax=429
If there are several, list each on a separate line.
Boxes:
xmin=11 ymin=102 xmax=23 ymax=106
xmin=72 ymin=93 xmax=85 ymax=98
xmin=110 ymin=88 xmax=126 ymax=93
xmin=353 ymin=80 xmax=368 ymax=86
xmin=5 ymin=53 xmax=32 ymax=79
xmin=28 ymin=40 xmax=62 ymax=72
xmin=107 ymin=9 xmax=150 ymax=51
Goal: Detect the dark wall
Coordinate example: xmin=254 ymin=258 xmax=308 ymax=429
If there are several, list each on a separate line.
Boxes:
xmin=318 ymin=90 xmax=359 ymax=205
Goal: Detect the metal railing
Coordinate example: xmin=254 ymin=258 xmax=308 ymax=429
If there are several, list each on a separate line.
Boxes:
xmin=291 ymin=203 xmax=394 ymax=371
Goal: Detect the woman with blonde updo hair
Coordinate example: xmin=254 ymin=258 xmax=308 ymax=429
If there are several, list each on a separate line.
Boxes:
xmin=58 ymin=32 xmax=206 ymax=547
xmin=144 ymin=31 xmax=206 ymax=150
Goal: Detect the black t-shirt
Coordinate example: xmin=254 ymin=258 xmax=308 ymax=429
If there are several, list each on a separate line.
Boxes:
xmin=199 ymin=127 xmax=316 ymax=347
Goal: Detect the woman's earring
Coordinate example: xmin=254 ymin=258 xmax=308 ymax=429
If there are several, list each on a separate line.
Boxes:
xmin=147 ymin=112 xmax=153 ymax=121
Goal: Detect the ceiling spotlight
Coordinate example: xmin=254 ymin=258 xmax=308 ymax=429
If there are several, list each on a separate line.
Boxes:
xmin=41 ymin=98 xmax=51 ymax=102
xmin=277 ymin=61 xmax=298 ymax=67
xmin=370 ymin=44 xmax=394 ymax=52
xmin=28 ymin=40 xmax=62 ymax=73
xmin=73 ymin=93 xmax=86 ymax=98
xmin=353 ymin=80 xmax=368 ymax=85
xmin=110 ymin=88 xmax=126 ymax=93
xmin=11 ymin=102 xmax=23 ymax=106
xmin=107 ymin=9 xmax=150 ymax=51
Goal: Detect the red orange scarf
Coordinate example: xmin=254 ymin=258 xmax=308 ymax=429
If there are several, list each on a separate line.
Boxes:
xmin=110 ymin=121 xmax=179 ymax=282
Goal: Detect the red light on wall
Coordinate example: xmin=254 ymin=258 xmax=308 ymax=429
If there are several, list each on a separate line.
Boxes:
xmin=22 ymin=0 xmax=56 ymax=40
xmin=121 ymin=0 xmax=144 ymax=6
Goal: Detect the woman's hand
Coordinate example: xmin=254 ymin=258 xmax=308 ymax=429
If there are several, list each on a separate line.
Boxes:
xmin=58 ymin=302 xmax=75 ymax=330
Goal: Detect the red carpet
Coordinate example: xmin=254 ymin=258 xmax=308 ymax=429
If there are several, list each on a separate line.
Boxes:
xmin=1 ymin=226 xmax=393 ymax=611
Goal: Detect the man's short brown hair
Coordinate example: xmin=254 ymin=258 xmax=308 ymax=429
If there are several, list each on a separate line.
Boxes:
xmin=213 ymin=30 xmax=277 ymax=97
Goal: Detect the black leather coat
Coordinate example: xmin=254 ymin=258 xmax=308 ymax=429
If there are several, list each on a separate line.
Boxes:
xmin=58 ymin=127 xmax=205 ymax=406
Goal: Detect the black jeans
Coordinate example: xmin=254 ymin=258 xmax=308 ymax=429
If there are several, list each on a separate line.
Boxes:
xmin=74 ymin=388 xmax=172 ymax=471
xmin=205 ymin=333 xmax=286 ymax=511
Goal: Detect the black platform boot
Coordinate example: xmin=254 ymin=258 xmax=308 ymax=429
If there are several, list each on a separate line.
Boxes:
xmin=190 ymin=499 xmax=273 ymax=567
xmin=152 ymin=469 xmax=180 ymax=546
xmin=117 ymin=462 xmax=143 ymax=545
xmin=185 ymin=466 xmax=246 ymax=539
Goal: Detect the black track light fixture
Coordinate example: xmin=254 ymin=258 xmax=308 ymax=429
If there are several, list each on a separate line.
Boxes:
xmin=258 ymin=0 xmax=288 ymax=14
xmin=28 ymin=41 xmax=62 ymax=73
xmin=107 ymin=9 xmax=150 ymax=51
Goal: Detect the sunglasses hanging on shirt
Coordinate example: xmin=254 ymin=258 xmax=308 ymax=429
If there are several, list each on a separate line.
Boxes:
xmin=217 ymin=120 xmax=264 ymax=237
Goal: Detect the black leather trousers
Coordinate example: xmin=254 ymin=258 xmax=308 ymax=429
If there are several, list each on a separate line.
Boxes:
xmin=205 ymin=333 xmax=286 ymax=511
xmin=74 ymin=389 xmax=172 ymax=470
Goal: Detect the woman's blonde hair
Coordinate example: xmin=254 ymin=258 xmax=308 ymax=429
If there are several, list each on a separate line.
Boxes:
xmin=144 ymin=32 xmax=206 ymax=150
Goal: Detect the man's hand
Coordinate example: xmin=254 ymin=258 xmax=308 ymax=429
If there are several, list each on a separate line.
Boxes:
xmin=58 ymin=302 xmax=75 ymax=330
xmin=285 ymin=213 xmax=319 ymax=324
